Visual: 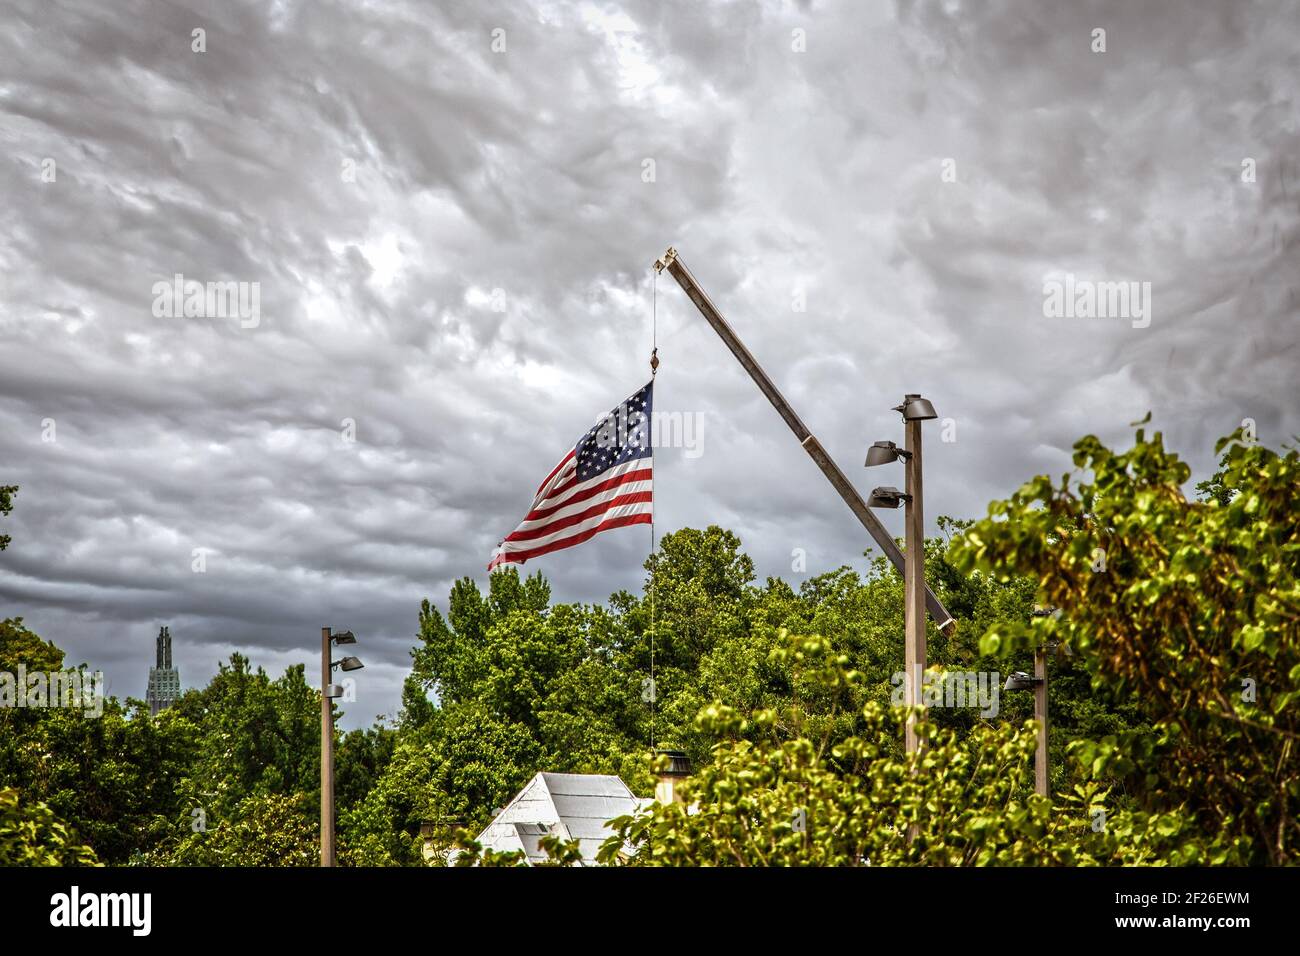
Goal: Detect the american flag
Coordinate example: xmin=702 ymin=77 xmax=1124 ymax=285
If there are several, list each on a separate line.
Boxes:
xmin=488 ymin=381 xmax=653 ymax=571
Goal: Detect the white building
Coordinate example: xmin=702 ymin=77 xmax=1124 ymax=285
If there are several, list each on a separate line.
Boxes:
xmin=454 ymin=754 xmax=692 ymax=866
xmin=471 ymin=772 xmax=645 ymax=865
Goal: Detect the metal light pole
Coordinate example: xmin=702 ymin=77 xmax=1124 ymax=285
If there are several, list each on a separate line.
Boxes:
xmin=1005 ymin=607 xmax=1055 ymax=798
xmin=320 ymin=627 xmax=363 ymax=867
xmin=320 ymin=627 xmax=335 ymax=867
xmin=1030 ymin=606 xmax=1054 ymax=798
xmin=1004 ymin=664 xmax=1049 ymax=797
xmin=1033 ymin=644 xmax=1049 ymax=798
xmin=866 ymin=394 xmax=939 ymax=757
xmin=903 ymin=403 xmax=927 ymax=756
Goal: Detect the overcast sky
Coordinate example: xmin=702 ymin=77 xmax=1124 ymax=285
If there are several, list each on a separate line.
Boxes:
xmin=1 ymin=0 xmax=1296 ymax=729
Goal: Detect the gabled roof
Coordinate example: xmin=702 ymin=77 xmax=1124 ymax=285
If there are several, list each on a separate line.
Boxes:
xmin=473 ymin=772 xmax=642 ymax=865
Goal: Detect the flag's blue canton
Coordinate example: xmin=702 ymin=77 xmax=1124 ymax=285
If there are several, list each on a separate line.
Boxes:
xmin=574 ymin=381 xmax=653 ymax=481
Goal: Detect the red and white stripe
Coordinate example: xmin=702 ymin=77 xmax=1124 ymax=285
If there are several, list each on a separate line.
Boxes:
xmin=488 ymin=450 xmax=652 ymax=570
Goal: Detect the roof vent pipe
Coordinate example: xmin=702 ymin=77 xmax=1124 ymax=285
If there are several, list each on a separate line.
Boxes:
xmin=654 ymin=750 xmax=691 ymax=805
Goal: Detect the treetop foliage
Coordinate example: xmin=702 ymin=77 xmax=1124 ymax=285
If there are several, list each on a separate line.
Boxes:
xmin=1 ymin=424 xmax=1294 ymax=865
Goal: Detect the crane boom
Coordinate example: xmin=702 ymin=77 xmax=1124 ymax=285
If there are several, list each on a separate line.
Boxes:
xmin=654 ymin=246 xmax=956 ymax=633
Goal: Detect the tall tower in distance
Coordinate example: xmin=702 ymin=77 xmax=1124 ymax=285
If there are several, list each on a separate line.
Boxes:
xmin=146 ymin=625 xmax=181 ymax=715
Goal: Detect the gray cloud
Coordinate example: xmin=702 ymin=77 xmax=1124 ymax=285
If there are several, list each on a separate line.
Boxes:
xmin=1 ymin=0 xmax=1296 ymax=728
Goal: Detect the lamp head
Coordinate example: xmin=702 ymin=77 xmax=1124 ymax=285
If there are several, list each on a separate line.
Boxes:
xmin=1003 ymin=671 xmax=1043 ymax=692
xmin=865 ymin=440 xmax=911 ymax=467
xmin=867 ymin=486 xmax=911 ymax=509
xmin=893 ymin=393 xmax=938 ymax=422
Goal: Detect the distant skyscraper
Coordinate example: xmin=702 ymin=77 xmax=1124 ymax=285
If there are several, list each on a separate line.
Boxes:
xmin=146 ymin=626 xmax=181 ymax=715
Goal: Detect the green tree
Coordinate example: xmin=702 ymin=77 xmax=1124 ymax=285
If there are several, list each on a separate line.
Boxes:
xmin=949 ymin=425 xmax=1299 ymax=864
xmin=0 ymin=786 xmax=98 ymax=866
xmin=0 ymin=485 xmax=15 ymax=552
xmin=407 ymin=519 xmax=1147 ymax=848
xmin=597 ymin=634 xmax=1197 ymax=866
xmin=0 ymin=619 xmax=198 ymax=863
xmin=338 ymin=739 xmax=436 ymax=866
xmin=169 ymin=654 xmax=321 ymax=817
xmin=410 ymin=568 xmax=648 ymax=829
xmin=144 ymin=792 xmax=317 ymax=866
xmin=0 ymin=616 xmax=62 ymax=673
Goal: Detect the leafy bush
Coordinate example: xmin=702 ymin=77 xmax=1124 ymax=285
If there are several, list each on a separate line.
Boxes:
xmin=950 ymin=426 xmax=1299 ymax=864
xmin=0 ymin=786 xmax=98 ymax=866
xmin=598 ymin=634 xmax=1200 ymax=866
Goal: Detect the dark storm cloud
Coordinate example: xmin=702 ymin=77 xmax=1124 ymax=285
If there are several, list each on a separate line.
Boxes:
xmin=1 ymin=0 xmax=1296 ymax=727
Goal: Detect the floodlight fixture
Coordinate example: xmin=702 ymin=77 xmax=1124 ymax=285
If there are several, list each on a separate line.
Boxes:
xmin=893 ymin=393 xmax=938 ymax=422
xmin=865 ymin=440 xmax=911 ymax=467
xmin=1003 ymin=671 xmax=1044 ymax=692
xmin=867 ymin=486 xmax=911 ymax=509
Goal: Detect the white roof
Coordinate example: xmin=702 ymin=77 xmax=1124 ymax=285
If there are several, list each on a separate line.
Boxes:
xmin=472 ymin=772 xmax=641 ymax=865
